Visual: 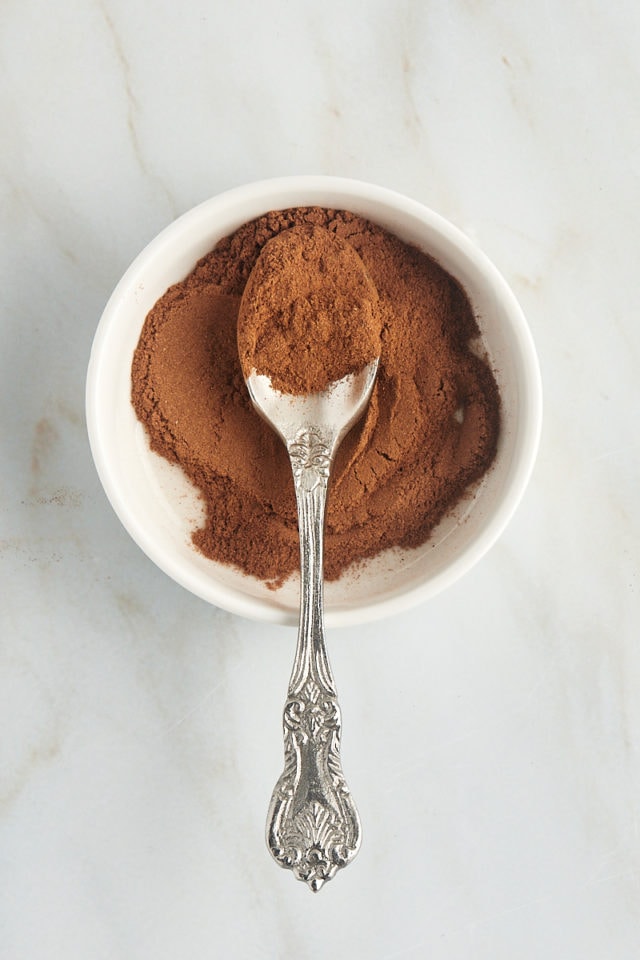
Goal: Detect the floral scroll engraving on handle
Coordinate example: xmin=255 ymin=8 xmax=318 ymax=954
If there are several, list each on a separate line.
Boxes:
xmin=267 ymin=675 xmax=361 ymax=892
xmin=267 ymin=425 xmax=361 ymax=892
xmin=287 ymin=429 xmax=331 ymax=492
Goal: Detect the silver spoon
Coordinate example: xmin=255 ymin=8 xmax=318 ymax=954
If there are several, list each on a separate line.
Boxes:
xmin=243 ymin=360 xmax=379 ymax=891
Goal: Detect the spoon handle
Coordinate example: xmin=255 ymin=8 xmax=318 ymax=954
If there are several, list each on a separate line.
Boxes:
xmin=266 ymin=428 xmax=361 ymax=892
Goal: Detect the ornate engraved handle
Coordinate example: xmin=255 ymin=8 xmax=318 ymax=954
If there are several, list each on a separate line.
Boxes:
xmin=266 ymin=429 xmax=361 ymax=892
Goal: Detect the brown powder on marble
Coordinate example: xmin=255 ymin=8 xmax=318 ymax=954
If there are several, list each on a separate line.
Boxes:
xmin=131 ymin=206 xmax=501 ymax=587
xmin=237 ymin=224 xmax=381 ymax=394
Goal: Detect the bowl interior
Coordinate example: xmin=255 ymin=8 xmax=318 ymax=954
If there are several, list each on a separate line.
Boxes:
xmin=86 ymin=177 xmax=541 ymax=626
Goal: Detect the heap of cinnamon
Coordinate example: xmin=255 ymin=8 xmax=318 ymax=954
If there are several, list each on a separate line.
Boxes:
xmin=131 ymin=206 xmax=500 ymax=587
xmin=237 ymin=224 xmax=381 ymax=394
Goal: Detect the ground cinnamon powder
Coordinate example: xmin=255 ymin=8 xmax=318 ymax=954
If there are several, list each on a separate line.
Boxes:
xmin=131 ymin=206 xmax=500 ymax=586
xmin=238 ymin=224 xmax=381 ymax=394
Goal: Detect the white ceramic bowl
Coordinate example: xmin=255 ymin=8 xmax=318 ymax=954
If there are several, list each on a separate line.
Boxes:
xmin=86 ymin=176 xmax=542 ymax=626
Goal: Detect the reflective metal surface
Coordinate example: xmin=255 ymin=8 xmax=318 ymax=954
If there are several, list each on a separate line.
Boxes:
xmin=245 ymin=363 xmax=378 ymax=891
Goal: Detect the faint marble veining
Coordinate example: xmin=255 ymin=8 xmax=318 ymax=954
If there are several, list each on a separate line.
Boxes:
xmin=54 ymin=397 xmax=83 ymax=430
xmin=2 ymin=175 xmax=85 ymax=268
xmin=31 ymin=417 xmax=59 ymax=477
xmin=400 ymin=50 xmax=422 ymax=143
xmin=501 ymin=48 xmax=537 ymax=132
xmin=97 ymin=2 xmax=178 ymax=219
xmin=0 ymin=656 xmax=62 ymax=811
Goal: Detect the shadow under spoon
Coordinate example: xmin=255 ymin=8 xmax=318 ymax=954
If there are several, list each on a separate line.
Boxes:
xmin=243 ymin=360 xmax=379 ymax=891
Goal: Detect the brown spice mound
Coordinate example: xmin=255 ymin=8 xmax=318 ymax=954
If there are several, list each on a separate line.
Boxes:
xmin=131 ymin=206 xmax=501 ymax=587
xmin=237 ymin=224 xmax=381 ymax=394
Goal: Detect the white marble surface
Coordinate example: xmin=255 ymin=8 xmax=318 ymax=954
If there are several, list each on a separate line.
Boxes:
xmin=2 ymin=1 xmax=639 ymax=956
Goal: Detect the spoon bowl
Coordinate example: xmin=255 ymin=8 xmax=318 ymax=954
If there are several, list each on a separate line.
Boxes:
xmin=244 ymin=363 xmax=379 ymax=457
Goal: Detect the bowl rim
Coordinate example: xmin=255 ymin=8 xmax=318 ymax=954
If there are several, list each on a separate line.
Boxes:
xmin=86 ymin=175 xmax=542 ymax=626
